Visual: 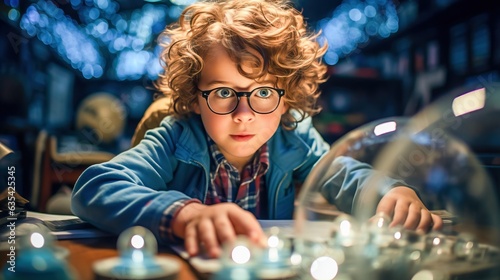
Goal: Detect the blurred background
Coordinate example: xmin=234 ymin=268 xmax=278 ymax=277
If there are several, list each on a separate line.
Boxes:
xmin=0 ymin=0 xmax=498 ymax=213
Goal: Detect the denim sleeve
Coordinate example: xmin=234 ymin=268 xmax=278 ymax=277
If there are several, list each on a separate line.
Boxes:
xmin=318 ymin=156 xmax=410 ymax=215
xmin=71 ymin=124 xmax=196 ymax=244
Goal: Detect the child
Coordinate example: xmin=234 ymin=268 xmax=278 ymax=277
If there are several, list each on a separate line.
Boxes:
xmin=71 ymin=0 xmax=442 ymax=258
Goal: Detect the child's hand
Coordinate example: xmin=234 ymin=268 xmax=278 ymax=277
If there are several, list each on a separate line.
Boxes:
xmin=172 ymin=202 xmax=264 ymax=258
xmin=376 ymin=186 xmax=443 ymax=232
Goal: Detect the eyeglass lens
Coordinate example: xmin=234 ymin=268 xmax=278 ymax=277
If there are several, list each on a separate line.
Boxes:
xmin=206 ymin=87 xmax=281 ymax=114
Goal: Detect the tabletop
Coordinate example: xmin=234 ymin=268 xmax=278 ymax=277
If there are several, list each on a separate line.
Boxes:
xmin=1 ymin=236 xmax=201 ymax=280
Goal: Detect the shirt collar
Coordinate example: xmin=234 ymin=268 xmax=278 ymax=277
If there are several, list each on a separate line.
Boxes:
xmin=207 ymin=136 xmax=269 ymax=175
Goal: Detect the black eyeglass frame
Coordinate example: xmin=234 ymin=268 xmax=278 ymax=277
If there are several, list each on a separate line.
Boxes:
xmin=198 ymin=86 xmax=285 ymax=115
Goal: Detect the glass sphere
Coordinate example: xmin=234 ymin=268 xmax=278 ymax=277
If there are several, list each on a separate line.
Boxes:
xmin=255 ymin=226 xmax=299 ymax=279
xmin=112 ymin=226 xmax=163 ymax=276
xmin=212 ymin=236 xmax=260 ymax=280
xmin=93 ymin=226 xmax=179 ymax=279
xmin=295 ymin=116 xmax=412 ymax=241
xmin=3 ymin=224 xmax=75 ymax=280
xmin=295 ymin=84 xmax=500 ymax=279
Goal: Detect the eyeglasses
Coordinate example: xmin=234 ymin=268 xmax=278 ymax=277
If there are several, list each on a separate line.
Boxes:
xmin=198 ymin=86 xmax=285 ymax=115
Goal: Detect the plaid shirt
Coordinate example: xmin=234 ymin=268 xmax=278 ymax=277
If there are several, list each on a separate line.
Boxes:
xmin=205 ymin=137 xmax=269 ymax=217
xmin=160 ymin=137 xmax=269 ymax=242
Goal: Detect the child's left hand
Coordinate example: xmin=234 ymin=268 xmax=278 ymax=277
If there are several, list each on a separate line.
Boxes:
xmin=376 ymin=186 xmax=443 ymax=232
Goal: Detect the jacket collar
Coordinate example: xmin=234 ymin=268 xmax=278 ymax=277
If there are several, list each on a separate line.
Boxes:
xmin=172 ymin=114 xmax=310 ymax=172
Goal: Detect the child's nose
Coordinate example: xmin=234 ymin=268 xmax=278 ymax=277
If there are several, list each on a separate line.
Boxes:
xmin=232 ymin=97 xmax=255 ymax=122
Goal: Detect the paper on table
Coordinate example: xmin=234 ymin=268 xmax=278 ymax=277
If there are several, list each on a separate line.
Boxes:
xmin=169 ymin=220 xmax=294 ymax=275
xmin=27 ymin=211 xmax=82 ymax=221
xmin=0 ymin=211 xmax=113 ymax=247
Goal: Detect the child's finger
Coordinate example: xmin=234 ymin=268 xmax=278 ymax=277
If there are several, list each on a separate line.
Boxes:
xmin=431 ymin=213 xmax=443 ymax=230
xmin=376 ymin=197 xmax=396 ymax=219
xmin=416 ymin=208 xmax=432 ymax=232
xmin=197 ymin=219 xmax=220 ymax=258
xmin=213 ymin=215 xmax=237 ymax=245
xmin=227 ymin=210 xmax=264 ymax=242
xmin=402 ymin=204 xmax=422 ymax=230
xmin=184 ymin=222 xmax=199 ymax=257
xmin=389 ymin=201 xmax=409 ymax=227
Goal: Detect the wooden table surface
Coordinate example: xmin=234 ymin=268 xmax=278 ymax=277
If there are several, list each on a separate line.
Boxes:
xmin=1 ymin=236 xmax=201 ymax=280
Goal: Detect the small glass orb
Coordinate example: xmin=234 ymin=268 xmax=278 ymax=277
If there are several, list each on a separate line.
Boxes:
xmin=330 ymin=214 xmax=362 ymax=248
xmin=423 ymin=231 xmax=453 ymax=262
xmin=93 ymin=226 xmax=179 ymax=279
xmin=212 ymin=236 xmax=259 ymax=280
xmin=452 ymin=233 xmax=478 ymax=260
xmin=3 ymin=224 xmax=75 ymax=280
xmin=364 ymin=212 xmax=393 ymax=247
xmin=117 ymin=226 xmax=158 ymax=259
xmin=309 ymin=255 xmax=339 ymax=280
xmin=221 ymin=236 xmax=256 ymax=265
xmin=262 ymin=226 xmax=292 ymax=264
xmin=368 ymin=212 xmax=392 ymax=231
xmin=17 ymin=224 xmax=55 ymax=251
xmin=297 ymin=246 xmax=349 ymax=280
xmin=257 ymin=227 xmax=297 ymax=279
xmin=388 ymin=225 xmax=412 ymax=248
xmin=112 ymin=226 xmax=163 ymax=277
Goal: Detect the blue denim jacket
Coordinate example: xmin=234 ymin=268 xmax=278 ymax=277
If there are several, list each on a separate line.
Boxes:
xmin=71 ymin=115 xmax=388 ymax=243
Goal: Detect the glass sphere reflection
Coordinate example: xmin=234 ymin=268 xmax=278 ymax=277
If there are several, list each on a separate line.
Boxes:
xmin=212 ymin=236 xmax=259 ymax=280
xmin=93 ymin=226 xmax=180 ymax=279
xmin=113 ymin=226 xmax=162 ymax=276
xmin=295 ymin=84 xmax=500 ymax=279
xmin=3 ymin=224 xmax=74 ymax=280
xmin=295 ymin=116 xmax=412 ymax=241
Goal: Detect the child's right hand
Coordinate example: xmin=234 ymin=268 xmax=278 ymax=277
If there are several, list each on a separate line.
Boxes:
xmin=172 ymin=202 xmax=264 ymax=258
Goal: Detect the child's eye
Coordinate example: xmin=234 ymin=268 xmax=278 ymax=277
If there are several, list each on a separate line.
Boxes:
xmin=254 ymin=88 xmax=273 ymax=98
xmin=214 ymin=88 xmax=235 ymax=98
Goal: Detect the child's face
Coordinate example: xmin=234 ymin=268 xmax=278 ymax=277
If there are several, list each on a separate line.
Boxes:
xmin=194 ymin=44 xmax=288 ymax=170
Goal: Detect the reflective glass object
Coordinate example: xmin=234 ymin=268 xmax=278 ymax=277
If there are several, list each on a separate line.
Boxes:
xmin=294 ymin=84 xmax=500 ymax=279
xmin=2 ymin=224 xmax=75 ymax=280
xmin=92 ymin=226 xmax=180 ymax=279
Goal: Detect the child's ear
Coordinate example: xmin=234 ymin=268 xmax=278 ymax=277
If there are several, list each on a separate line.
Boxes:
xmin=193 ymin=99 xmax=201 ymax=114
xmin=281 ymin=103 xmax=289 ymax=115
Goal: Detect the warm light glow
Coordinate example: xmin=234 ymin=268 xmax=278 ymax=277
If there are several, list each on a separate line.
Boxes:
xmin=310 ymin=256 xmax=338 ymax=280
xmin=131 ymin=235 xmax=145 ymax=249
xmin=290 ymin=252 xmax=302 ymax=265
xmin=30 ymin=232 xmax=45 ymax=248
xmin=452 ymin=88 xmax=486 ymax=117
xmin=374 ymin=121 xmax=397 ymax=136
xmin=411 ymin=269 xmax=435 ymax=280
xmin=339 ymin=220 xmax=351 ymax=234
xmin=433 ymin=237 xmax=441 ymax=246
xmin=268 ymin=235 xmax=279 ymax=248
xmin=377 ymin=217 xmax=385 ymax=228
xmin=394 ymin=231 xmax=402 ymax=240
xmin=231 ymin=245 xmax=251 ymax=264
xmin=336 ymin=218 xmax=356 ymax=247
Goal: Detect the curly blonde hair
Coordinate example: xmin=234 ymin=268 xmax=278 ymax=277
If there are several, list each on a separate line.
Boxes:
xmin=155 ymin=0 xmax=328 ymax=129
